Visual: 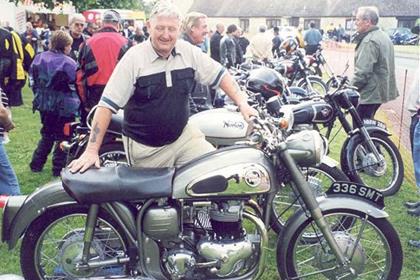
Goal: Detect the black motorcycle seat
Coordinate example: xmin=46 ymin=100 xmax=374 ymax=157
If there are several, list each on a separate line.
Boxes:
xmin=108 ymin=114 xmax=123 ymax=134
xmin=61 ymin=166 xmax=174 ymax=204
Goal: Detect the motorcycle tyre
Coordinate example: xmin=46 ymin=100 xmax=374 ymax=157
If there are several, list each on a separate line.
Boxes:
xmin=21 ymin=205 xmax=129 ymax=280
xmin=296 ymin=75 xmax=328 ymax=96
xmin=344 ymin=132 xmax=404 ymax=196
xmin=270 ymin=163 xmax=348 ymax=235
xmin=277 ymin=209 xmax=403 ymax=280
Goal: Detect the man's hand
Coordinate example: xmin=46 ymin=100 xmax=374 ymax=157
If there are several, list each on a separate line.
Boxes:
xmin=238 ymin=101 xmax=258 ymax=122
xmin=0 ymin=108 xmax=14 ymax=131
xmin=68 ymin=149 xmax=101 ymax=173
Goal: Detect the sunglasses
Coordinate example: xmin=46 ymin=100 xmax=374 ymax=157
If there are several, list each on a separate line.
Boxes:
xmin=74 ymin=23 xmax=84 ymax=27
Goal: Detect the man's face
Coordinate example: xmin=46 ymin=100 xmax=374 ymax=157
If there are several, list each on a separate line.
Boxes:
xmin=147 ymin=15 xmax=180 ymax=57
xmin=71 ymin=20 xmax=85 ymax=37
xmin=190 ymin=17 xmax=208 ymax=45
xmin=355 ymin=10 xmax=371 ymax=33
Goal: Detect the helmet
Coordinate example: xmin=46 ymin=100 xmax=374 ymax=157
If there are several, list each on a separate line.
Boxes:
xmin=246 ymin=67 xmax=286 ymax=100
xmin=280 ymin=37 xmax=298 ymax=54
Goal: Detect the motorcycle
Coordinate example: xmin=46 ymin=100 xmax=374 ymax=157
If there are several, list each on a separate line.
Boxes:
xmin=2 ymin=111 xmax=402 ymax=280
xmin=271 ymin=48 xmax=328 ymax=96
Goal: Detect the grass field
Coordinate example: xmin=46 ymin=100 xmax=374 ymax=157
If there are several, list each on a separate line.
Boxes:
xmin=0 ymin=86 xmax=418 ymax=279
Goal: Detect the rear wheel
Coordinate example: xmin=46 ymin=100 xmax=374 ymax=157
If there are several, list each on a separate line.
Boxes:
xmin=297 ymin=75 xmax=328 ymax=96
xmin=21 ymin=205 xmax=129 ymax=280
xmin=99 ymin=142 xmax=127 ymax=167
xmin=277 ymin=209 xmax=403 ymax=279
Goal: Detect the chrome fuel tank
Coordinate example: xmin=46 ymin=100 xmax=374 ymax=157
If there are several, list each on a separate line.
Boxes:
xmin=172 ymin=146 xmax=276 ymax=199
xmin=189 ymin=108 xmax=248 ymax=146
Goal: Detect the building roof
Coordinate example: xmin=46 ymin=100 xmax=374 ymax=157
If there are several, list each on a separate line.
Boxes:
xmin=189 ymin=0 xmax=420 ymax=18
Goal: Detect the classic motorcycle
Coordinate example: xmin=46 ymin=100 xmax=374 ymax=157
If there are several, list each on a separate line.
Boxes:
xmin=2 ymin=111 xmax=402 ymax=280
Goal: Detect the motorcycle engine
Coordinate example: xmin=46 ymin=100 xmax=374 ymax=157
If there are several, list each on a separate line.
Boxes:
xmin=162 ymin=200 xmax=258 ymax=279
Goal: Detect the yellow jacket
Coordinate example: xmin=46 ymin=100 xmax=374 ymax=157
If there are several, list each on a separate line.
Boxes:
xmin=10 ymin=31 xmax=35 ymax=81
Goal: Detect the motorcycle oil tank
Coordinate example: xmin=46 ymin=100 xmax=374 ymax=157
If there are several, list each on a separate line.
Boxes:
xmin=172 ymin=146 xmax=276 ymax=199
xmin=189 ymin=108 xmax=248 ymax=147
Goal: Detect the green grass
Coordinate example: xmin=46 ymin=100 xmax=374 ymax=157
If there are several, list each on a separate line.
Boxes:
xmin=0 ymin=86 xmax=418 ymax=279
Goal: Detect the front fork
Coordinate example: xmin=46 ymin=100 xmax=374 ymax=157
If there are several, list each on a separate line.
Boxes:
xmin=278 ymin=143 xmax=352 ymax=273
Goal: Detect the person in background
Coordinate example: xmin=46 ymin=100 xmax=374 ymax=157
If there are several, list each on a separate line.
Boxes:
xmin=83 ymin=22 xmax=98 ymax=37
xmin=29 ymin=31 xmax=79 ymax=177
xmin=237 ymin=29 xmax=249 ymax=56
xmin=68 ymin=1 xmax=256 ymax=173
xmin=68 ymin=13 xmax=88 ymax=61
xmin=296 ymin=26 xmax=305 ymax=48
xmin=181 ymin=11 xmax=210 ymax=112
xmin=351 ymin=6 xmax=398 ymax=120
xmin=40 ymin=23 xmax=52 ymax=51
xmin=220 ymin=24 xmax=238 ymax=68
xmin=304 ymin=21 xmax=322 ymax=55
xmin=210 ymin=23 xmax=224 ymax=62
xmin=142 ymin=25 xmax=149 ymax=39
xmin=76 ymin=10 xmax=131 ymax=124
xmin=22 ymin=22 xmax=39 ymax=54
xmin=272 ymin=26 xmax=282 ymax=57
xmin=249 ymin=24 xmax=273 ymax=61
xmin=0 ymin=87 xmax=20 ymax=195
xmin=233 ymin=27 xmax=244 ymax=66
xmin=404 ymin=74 xmax=420 ymax=248
xmin=3 ymin=26 xmax=35 ymax=107
xmin=130 ymin=26 xmax=147 ymax=44
xmin=121 ymin=22 xmax=133 ymax=38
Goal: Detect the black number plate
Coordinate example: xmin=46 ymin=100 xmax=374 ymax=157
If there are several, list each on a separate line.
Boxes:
xmin=326 ymin=181 xmax=384 ymax=209
xmin=363 ymin=119 xmax=387 ymax=130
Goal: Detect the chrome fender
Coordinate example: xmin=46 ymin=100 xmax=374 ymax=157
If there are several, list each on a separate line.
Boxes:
xmin=320 ymin=155 xmax=339 ymax=168
xmin=2 ymin=180 xmax=76 ymax=249
xmin=280 ymin=196 xmax=388 ymax=247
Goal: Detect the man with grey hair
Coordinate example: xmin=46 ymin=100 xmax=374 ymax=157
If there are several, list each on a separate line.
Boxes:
xmin=210 ymin=23 xmax=224 ymax=62
xmin=181 ymin=12 xmax=208 ymax=45
xmin=68 ymin=13 xmax=87 ymax=60
xmin=352 ymin=6 xmax=398 ymax=120
xmin=249 ymin=24 xmax=273 ymax=61
xmin=69 ymin=1 xmax=256 ymax=172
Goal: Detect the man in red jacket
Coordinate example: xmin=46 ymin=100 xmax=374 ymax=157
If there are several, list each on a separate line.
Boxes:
xmin=76 ymin=10 xmax=132 ymax=123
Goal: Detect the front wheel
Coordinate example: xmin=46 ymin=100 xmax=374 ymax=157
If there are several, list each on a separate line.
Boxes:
xmin=344 ymin=132 xmax=404 ymax=196
xmin=270 ymin=163 xmax=348 ymax=235
xmin=277 ymin=209 xmax=403 ymax=279
xmin=21 ymin=205 xmax=129 ymax=280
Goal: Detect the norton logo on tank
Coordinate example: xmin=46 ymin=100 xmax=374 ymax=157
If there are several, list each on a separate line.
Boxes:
xmin=244 ymin=167 xmax=263 ymax=188
xmin=223 ymin=120 xmax=245 ymax=130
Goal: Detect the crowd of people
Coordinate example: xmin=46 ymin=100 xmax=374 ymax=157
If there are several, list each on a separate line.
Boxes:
xmin=0 ymin=2 xmax=418 ymax=250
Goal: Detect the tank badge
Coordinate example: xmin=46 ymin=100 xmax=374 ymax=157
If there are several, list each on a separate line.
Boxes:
xmin=321 ymin=107 xmax=332 ymax=117
xmin=244 ymin=167 xmax=262 ymax=188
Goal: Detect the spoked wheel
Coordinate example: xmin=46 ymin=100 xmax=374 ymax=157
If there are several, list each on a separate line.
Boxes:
xmin=297 ymin=75 xmax=328 ymax=96
xmin=21 ymin=206 xmax=129 ymax=280
xmin=347 ymin=133 xmax=403 ymax=196
xmin=277 ymin=209 xmax=403 ymax=280
xmin=270 ymin=163 xmax=348 ymax=236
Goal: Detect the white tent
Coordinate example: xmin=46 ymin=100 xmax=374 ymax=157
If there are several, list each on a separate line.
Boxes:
xmin=0 ymin=0 xmax=26 ymax=33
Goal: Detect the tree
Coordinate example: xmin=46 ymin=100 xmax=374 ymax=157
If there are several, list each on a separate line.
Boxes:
xmin=13 ymin=0 xmax=147 ymax=12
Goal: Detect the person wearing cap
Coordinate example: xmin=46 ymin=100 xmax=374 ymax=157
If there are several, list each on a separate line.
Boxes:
xmin=76 ymin=9 xmax=132 ymax=124
xmin=68 ymin=13 xmax=88 ymax=61
xmin=68 ymin=1 xmax=256 ymax=172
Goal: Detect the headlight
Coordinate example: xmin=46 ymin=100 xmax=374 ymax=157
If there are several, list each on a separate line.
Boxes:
xmin=278 ymin=105 xmax=295 ymax=132
xmin=286 ymin=130 xmax=324 ymax=166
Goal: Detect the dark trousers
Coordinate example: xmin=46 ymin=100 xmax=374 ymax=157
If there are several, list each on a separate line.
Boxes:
xmin=30 ymin=112 xmax=74 ymax=175
xmin=305 ymin=45 xmax=319 ymax=55
xmin=410 ymin=114 xmax=419 ymax=151
xmin=357 ymin=104 xmax=381 ymax=120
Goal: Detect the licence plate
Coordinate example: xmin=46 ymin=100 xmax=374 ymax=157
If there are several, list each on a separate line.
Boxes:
xmin=363 ymin=119 xmax=387 ymax=130
xmin=326 ymin=181 xmax=384 ymax=209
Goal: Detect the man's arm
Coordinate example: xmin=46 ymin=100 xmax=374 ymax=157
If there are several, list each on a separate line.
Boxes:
xmin=352 ymin=41 xmax=378 ymax=90
xmin=68 ymin=106 xmax=112 ymax=173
